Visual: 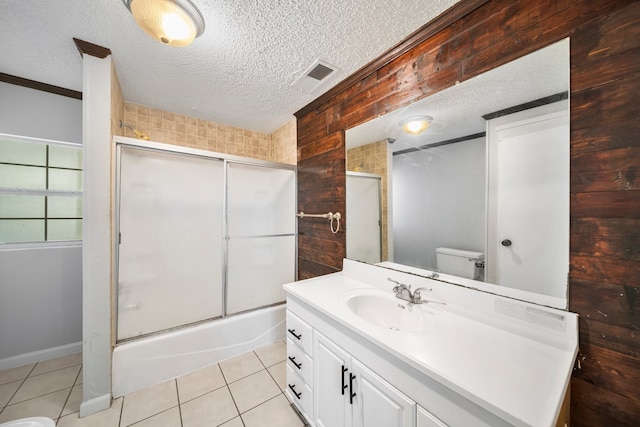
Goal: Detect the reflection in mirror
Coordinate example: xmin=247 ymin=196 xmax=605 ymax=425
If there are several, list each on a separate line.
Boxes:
xmin=345 ymin=38 xmax=570 ymax=309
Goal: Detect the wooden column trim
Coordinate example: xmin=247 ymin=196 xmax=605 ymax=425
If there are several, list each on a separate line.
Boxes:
xmin=294 ymin=0 xmax=490 ymax=118
xmin=73 ymin=38 xmax=112 ymax=59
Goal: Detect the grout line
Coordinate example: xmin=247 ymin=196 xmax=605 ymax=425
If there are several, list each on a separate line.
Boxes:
xmin=118 ymin=393 xmax=124 ymax=427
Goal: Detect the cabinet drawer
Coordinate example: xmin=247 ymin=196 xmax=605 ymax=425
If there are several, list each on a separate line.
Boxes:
xmin=286 ymin=310 xmax=313 ymax=356
xmin=287 ymin=338 xmax=313 ymax=386
xmin=286 ymin=364 xmax=313 ymax=419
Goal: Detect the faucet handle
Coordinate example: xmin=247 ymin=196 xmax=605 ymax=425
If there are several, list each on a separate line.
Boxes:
xmin=412 ymin=287 xmax=432 ymax=303
xmin=387 ymin=278 xmax=411 ymax=291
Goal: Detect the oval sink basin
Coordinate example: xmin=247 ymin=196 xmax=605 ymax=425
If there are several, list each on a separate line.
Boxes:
xmin=339 ymin=290 xmax=444 ymax=334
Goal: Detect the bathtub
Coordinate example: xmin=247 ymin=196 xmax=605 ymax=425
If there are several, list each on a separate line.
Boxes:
xmin=112 ymin=304 xmax=285 ymax=397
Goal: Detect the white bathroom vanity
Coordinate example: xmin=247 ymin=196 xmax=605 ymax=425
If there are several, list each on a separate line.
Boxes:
xmin=283 ymin=259 xmax=578 ymax=427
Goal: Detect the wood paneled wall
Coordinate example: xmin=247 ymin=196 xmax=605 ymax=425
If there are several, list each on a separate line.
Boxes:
xmin=295 ymin=0 xmax=640 ymax=424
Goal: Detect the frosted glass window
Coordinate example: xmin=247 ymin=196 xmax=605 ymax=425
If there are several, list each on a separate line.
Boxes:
xmin=48 ymin=196 xmax=83 ymax=218
xmin=226 ymin=235 xmax=295 ymax=315
xmin=0 ymin=164 xmax=46 ymax=189
xmin=48 ymin=169 xmax=83 ymax=191
xmin=0 ymin=220 xmax=44 ymax=243
xmin=0 ymin=135 xmax=83 ymax=244
xmin=227 ymin=163 xmax=296 ymax=236
xmin=0 ymin=194 xmax=45 ymax=218
xmin=117 ymin=147 xmax=225 ymax=340
xmin=0 ymin=139 xmax=46 ymax=166
xmin=47 ymin=219 xmax=82 ymax=241
xmin=49 ymin=145 xmax=83 ymax=169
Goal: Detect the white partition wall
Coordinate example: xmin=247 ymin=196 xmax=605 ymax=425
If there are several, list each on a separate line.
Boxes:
xmin=226 ymin=163 xmax=296 ymax=314
xmin=115 ymin=141 xmax=296 ymax=341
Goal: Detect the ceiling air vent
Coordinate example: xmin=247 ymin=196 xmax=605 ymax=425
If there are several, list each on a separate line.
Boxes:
xmin=291 ymin=59 xmax=339 ymax=93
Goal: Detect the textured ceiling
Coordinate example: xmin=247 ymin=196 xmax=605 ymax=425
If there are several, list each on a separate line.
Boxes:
xmin=1 ymin=0 xmax=462 ymax=133
xmin=347 ymin=38 xmax=570 ymax=152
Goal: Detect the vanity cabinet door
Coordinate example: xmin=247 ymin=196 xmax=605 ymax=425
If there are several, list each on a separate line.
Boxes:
xmin=314 ymin=333 xmax=353 ymax=427
xmin=351 ymin=359 xmax=415 ymax=427
xmin=417 ymin=405 xmax=448 ymax=427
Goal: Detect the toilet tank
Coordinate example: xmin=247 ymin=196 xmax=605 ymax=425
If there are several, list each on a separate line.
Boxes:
xmin=436 ymin=247 xmax=484 ymax=279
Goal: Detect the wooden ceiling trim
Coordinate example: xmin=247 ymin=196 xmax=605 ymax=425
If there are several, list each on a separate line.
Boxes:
xmin=294 ymin=0 xmax=490 ymax=119
xmin=0 ymin=72 xmax=82 ymax=100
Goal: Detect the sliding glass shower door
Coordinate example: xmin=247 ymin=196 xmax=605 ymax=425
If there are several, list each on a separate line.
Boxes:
xmin=225 ymin=163 xmax=296 ymax=314
xmin=116 ymin=143 xmax=297 ymax=341
xmin=117 ymin=147 xmax=224 ymax=340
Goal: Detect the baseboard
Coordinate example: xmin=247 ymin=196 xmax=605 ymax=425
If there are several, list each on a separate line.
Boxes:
xmin=0 ymin=341 xmax=82 ymax=371
xmin=79 ymin=393 xmax=112 ymax=417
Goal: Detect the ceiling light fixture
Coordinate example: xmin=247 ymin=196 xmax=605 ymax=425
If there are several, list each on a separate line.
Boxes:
xmin=399 ymin=115 xmax=433 ymax=135
xmin=123 ymin=0 xmax=205 ymax=47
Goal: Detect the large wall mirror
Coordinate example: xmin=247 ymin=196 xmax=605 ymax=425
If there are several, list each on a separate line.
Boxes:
xmin=346 ymin=38 xmax=570 ymax=309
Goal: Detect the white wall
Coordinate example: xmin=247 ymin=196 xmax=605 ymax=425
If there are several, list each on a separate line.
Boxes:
xmin=392 ymin=137 xmax=486 ymax=270
xmin=0 ymin=82 xmax=82 ymax=143
xmin=0 ymin=82 xmax=83 ymax=369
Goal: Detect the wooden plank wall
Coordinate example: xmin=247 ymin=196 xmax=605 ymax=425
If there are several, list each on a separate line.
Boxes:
xmin=295 ymin=0 xmax=640 ymax=424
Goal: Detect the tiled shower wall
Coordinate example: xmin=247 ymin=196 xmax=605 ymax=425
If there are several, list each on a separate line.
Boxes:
xmin=123 ymin=103 xmax=296 ymax=165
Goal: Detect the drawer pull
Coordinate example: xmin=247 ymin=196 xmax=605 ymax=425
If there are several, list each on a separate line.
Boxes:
xmin=288 ymin=328 xmax=302 ymax=340
xmin=288 ymin=356 xmax=302 ymax=369
xmin=341 ymin=365 xmax=348 ymax=395
xmin=288 ymin=384 xmax=302 ymax=400
xmin=349 ymin=373 xmax=356 ymax=404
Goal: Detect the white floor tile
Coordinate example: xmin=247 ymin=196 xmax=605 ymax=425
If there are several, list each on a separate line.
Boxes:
xmin=219 ymin=352 xmax=264 ymax=384
xmin=241 ymin=394 xmax=305 ymax=427
xmin=0 ymin=388 xmax=69 ymax=423
xmin=254 ymin=341 xmax=286 ymax=367
xmin=177 ymin=363 xmax=225 ymax=403
xmin=57 ymin=397 xmax=123 ymax=427
xmin=61 ymin=384 xmax=83 ymax=416
xmin=120 ymin=380 xmax=178 ymax=427
xmin=267 ymin=361 xmax=287 ymax=392
xmin=0 ymin=380 xmax=21 ymax=408
xmin=9 ymin=366 xmax=79 ymax=404
xmin=127 ymin=406 xmax=181 ymax=427
xmin=220 ymin=416 xmax=244 ymax=427
xmin=228 ymin=370 xmax=281 ymax=414
xmin=181 ymin=387 xmax=238 ymax=427
xmin=0 ymin=364 xmax=34 ymax=386
xmin=31 ymin=353 xmax=82 ymax=377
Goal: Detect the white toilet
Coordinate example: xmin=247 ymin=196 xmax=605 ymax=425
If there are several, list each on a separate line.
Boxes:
xmin=0 ymin=417 xmax=55 ymax=427
xmin=436 ymin=247 xmax=484 ymax=280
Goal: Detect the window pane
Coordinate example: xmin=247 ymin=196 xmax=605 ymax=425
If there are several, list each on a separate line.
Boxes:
xmin=48 ymin=168 xmax=82 ymax=191
xmin=48 ymin=196 xmax=83 ymax=218
xmin=0 ymin=194 xmax=45 ymax=218
xmin=0 ymin=219 xmax=45 ymax=243
xmin=0 ymin=139 xmax=46 ymax=166
xmin=47 ymin=219 xmax=82 ymax=241
xmin=0 ymin=164 xmax=47 ymax=189
xmin=49 ymin=145 xmax=82 ymax=169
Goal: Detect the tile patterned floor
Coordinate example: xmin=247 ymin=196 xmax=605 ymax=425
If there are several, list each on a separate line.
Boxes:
xmin=0 ymin=341 xmax=305 ymax=426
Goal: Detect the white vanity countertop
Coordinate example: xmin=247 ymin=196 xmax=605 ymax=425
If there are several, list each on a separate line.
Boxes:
xmin=283 ymin=259 xmax=579 ymax=427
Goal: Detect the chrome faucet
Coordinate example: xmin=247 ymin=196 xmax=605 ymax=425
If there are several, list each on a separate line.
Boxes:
xmin=387 ymin=278 xmax=432 ymax=304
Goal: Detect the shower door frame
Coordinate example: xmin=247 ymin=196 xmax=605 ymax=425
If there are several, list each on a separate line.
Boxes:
xmin=113 ymin=136 xmax=297 ymax=343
